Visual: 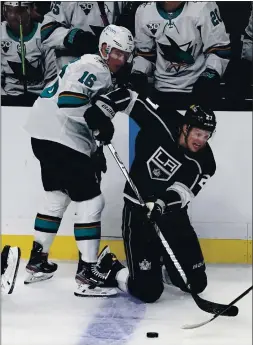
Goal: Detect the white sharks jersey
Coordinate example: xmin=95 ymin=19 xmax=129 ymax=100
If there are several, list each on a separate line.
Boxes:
xmin=24 ymin=54 xmax=113 ymax=156
xmin=1 ymin=21 xmax=57 ymax=96
xmin=133 ymin=2 xmax=231 ymax=92
xmin=242 ymin=2 xmax=253 ymax=61
xmin=41 ymin=2 xmax=124 ymax=49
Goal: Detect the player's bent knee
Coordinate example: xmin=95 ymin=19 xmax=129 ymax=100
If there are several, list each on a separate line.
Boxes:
xmin=39 ymin=191 xmax=71 ymax=218
xmin=128 ymin=277 xmax=164 ymax=303
xmin=75 ymin=194 xmax=105 ymax=223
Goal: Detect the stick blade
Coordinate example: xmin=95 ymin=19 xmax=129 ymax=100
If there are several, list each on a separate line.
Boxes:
xmin=182 ymin=319 xmax=211 ymax=330
xmin=194 ymin=294 xmax=239 ymax=316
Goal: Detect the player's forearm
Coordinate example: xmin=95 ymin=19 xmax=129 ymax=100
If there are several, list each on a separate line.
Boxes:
xmin=132 ymin=56 xmax=154 ymax=75
xmin=205 ymin=49 xmax=231 ymax=77
xmin=41 ymin=24 xmax=69 ymax=49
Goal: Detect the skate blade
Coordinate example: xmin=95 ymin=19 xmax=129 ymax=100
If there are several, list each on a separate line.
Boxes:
xmin=24 ymin=271 xmax=54 ymax=285
xmin=74 ymin=285 xmax=118 ymax=297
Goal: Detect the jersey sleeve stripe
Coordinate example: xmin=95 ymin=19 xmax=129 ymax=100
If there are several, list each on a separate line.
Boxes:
xmin=205 ymin=45 xmax=231 ymax=59
xmin=136 ymin=50 xmax=157 ymax=63
xmin=41 ymin=22 xmax=63 ymax=42
xmin=57 ymin=92 xmax=90 ymax=108
xmin=136 ymin=51 xmax=156 ymax=57
xmin=136 ymin=99 xmax=175 ymax=142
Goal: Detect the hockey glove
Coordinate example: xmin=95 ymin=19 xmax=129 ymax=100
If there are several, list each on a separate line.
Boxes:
xmin=63 ymin=28 xmax=98 ymax=56
xmin=146 ymin=199 xmax=166 ymax=223
xmin=192 ymin=68 xmax=221 ymax=108
xmin=84 ymin=104 xmax=114 ymax=145
xmin=91 ymin=146 xmax=107 ymax=183
xmin=128 ymin=72 xmax=149 ymax=96
xmin=113 ymin=63 xmax=133 ymax=87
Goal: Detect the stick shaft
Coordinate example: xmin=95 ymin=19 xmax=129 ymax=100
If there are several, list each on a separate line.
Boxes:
xmin=107 ymin=142 xmax=187 ymax=285
xmin=19 ymin=18 xmax=27 ymax=93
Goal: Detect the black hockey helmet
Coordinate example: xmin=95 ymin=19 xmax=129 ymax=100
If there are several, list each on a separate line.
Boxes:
xmin=183 ymin=105 xmax=216 ymax=134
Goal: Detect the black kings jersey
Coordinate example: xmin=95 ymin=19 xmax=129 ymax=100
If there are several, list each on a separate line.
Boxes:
xmin=103 ymin=89 xmax=216 ymax=208
xmin=124 ymin=97 xmax=216 ymax=207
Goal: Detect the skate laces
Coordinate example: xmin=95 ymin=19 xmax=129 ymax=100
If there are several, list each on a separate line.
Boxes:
xmin=91 ymin=264 xmax=107 ymax=280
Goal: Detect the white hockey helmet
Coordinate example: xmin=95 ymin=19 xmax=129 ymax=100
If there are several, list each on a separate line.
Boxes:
xmin=99 ymin=24 xmax=134 ymax=61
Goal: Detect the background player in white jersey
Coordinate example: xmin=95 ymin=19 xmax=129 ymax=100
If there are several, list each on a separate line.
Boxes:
xmin=239 ymin=2 xmax=252 ymax=100
xmin=80 ymin=87 xmax=217 ymax=302
xmin=242 ymin=2 xmax=253 ymax=63
xmin=41 ymin=2 xmax=133 ymax=69
xmin=1 ymin=245 xmax=21 ymax=294
xmin=1 ymin=1 xmax=57 ymax=104
xmin=23 ymin=25 xmax=134 ymax=297
xmin=130 ymin=1 xmax=231 ymax=109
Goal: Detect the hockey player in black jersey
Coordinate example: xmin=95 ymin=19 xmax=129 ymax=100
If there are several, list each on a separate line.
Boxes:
xmin=90 ymin=88 xmax=216 ymax=302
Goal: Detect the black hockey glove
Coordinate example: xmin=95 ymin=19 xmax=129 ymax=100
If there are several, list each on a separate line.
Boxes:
xmin=128 ymin=72 xmax=149 ymax=96
xmin=63 ymin=28 xmax=98 ymax=56
xmin=145 ymin=199 xmax=166 ymax=223
xmin=91 ymin=146 xmax=107 ymax=183
xmin=113 ymin=63 xmax=133 ymax=87
xmin=192 ymin=68 xmax=221 ymax=108
xmin=84 ymin=104 xmax=114 ymax=145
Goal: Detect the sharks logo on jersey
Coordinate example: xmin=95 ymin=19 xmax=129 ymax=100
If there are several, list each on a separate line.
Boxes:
xmin=158 ymin=35 xmax=195 ymax=72
xmin=79 ymin=3 xmax=94 ymax=15
xmin=7 ymin=55 xmax=43 ymax=84
xmin=146 ymin=22 xmax=160 ymax=35
xmin=1 ymin=40 xmax=12 ymax=53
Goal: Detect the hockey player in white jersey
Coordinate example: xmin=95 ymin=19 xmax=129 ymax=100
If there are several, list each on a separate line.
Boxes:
xmin=1 ymin=245 xmax=21 ymax=294
xmin=242 ymin=2 xmax=253 ymax=62
xmin=131 ymin=1 xmax=231 ymax=109
xmin=23 ymin=25 xmax=134 ymax=297
xmin=1 ymin=2 xmax=57 ymax=101
xmin=41 ymin=2 xmax=129 ymax=69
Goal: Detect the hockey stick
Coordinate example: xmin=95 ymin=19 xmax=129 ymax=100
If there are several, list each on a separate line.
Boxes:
xmin=19 ymin=17 xmax=27 ymax=94
xmin=107 ymin=142 xmax=239 ymax=317
xmin=182 ymin=285 xmax=252 ymax=329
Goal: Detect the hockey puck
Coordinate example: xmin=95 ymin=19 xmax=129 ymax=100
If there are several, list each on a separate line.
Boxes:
xmin=146 ymin=332 xmax=159 ymax=338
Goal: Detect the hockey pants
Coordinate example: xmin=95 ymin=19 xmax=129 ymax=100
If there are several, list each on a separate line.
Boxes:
xmin=122 ymin=201 xmax=207 ymax=303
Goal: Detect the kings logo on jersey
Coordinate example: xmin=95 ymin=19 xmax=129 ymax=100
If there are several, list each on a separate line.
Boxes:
xmin=147 ymin=146 xmax=182 ymax=181
xmin=1 ymin=40 xmax=12 ymax=53
xmin=146 ymin=22 xmax=160 ymax=35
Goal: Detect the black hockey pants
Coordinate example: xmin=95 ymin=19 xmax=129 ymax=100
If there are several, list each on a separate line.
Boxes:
xmin=122 ymin=200 xmax=207 ymax=303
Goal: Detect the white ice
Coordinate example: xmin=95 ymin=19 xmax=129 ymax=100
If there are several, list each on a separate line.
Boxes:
xmin=2 ymin=262 xmax=252 ymax=345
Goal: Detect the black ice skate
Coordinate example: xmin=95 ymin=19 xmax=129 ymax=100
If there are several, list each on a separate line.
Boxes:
xmin=74 ymin=246 xmax=119 ymax=297
xmin=24 ymin=241 xmax=58 ymax=285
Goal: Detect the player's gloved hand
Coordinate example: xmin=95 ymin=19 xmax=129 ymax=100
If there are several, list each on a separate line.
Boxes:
xmin=192 ymin=68 xmax=221 ymax=108
xmin=113 ymin=63 xmax=133 ymax=87
xmin=63 ymin=28 xmax=97 ymax=56
xmin=128 ymin=72 xmax=149 ymax=96
xmin=93 ymin=123 xmax=114 ymax=145
xmin=84 ymin=104 xmax=115 ymax=145
xmin=91 ymin=146 xmax=107 ymax=183
xmin=145 ymin=199 xmax=166 ymax=222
